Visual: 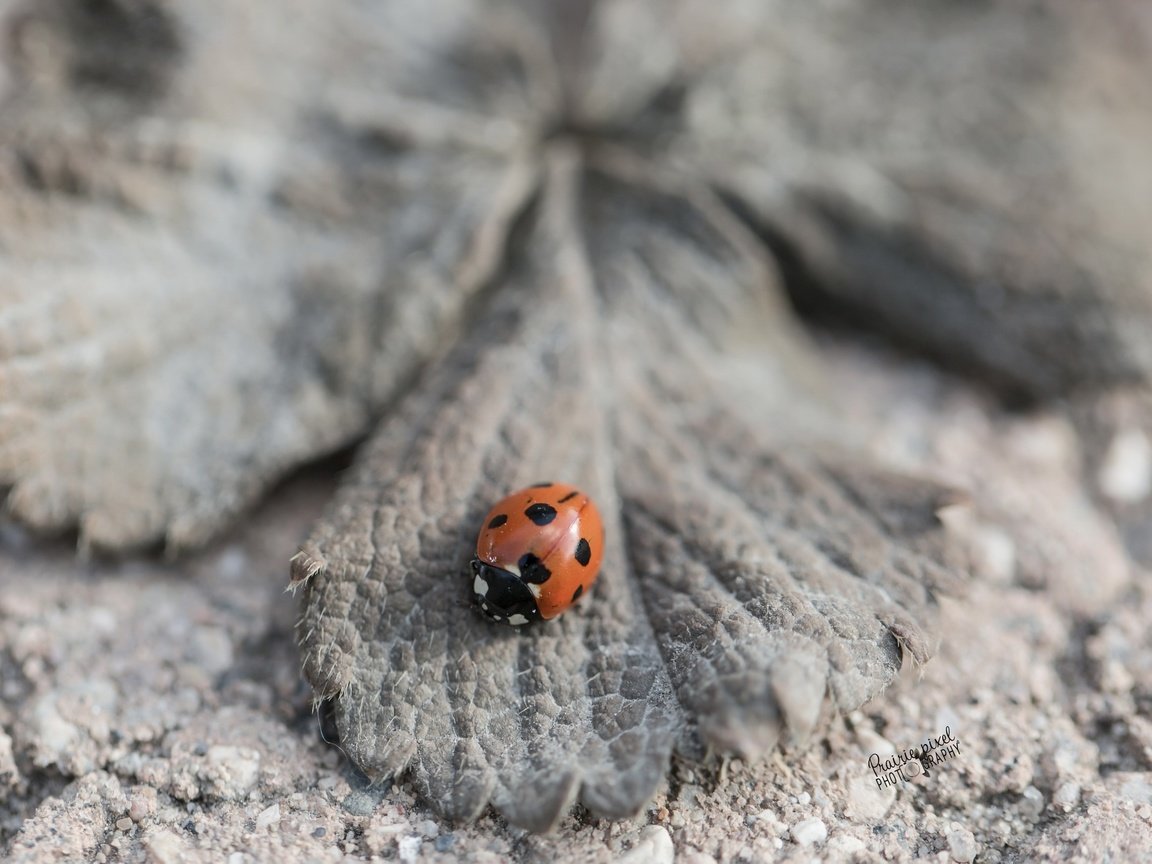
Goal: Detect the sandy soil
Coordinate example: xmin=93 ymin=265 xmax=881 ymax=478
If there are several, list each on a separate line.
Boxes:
xmin=1 ymin=343 xmax=1151 ymax=864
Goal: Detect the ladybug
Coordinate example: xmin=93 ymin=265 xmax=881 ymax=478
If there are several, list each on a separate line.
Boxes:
xmin=470 ymin=482 xmax=604 ymax=625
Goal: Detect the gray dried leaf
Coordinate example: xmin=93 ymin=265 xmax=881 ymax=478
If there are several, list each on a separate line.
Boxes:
xmin=292 ymin=152 xmax=964 ymax=830
xmin=0 ymin=0 xmax=543 ymax=549
xmin=586 ymin=0 xmax=1152 ymax=399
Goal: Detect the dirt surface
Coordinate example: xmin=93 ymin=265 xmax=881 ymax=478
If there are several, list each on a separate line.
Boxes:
xmin=2 ymin=341 xmax=1149 ymax=863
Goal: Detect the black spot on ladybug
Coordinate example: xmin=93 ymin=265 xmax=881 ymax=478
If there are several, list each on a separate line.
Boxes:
xmin=572 ymin=584 xmax=584 ymax=602
xmin=531 ymin=481 xmax=554 ymax=488
xmin=574 ymin=538 xmax=591 ymax=566
xmin=518 ymin=553 xmax=552 ymax=584
xmin=558 ymin=490 xmax=579 ymax=503
xmin=487 ymin=514 xmax=508 ymax=529
xmin=525 ymin=503 xmax=557 ymax=525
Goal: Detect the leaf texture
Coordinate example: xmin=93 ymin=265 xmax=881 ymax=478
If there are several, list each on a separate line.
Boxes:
xmin=293 ymin=151 xmax=964 ymax=829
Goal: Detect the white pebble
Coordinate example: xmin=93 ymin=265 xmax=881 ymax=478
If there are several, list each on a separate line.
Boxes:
xmin=947 ymin=827 xmax=978 ymax=862
xmin=618 ymin=826 xmax=674 ymax=864
xmin=790 ymin=818 xmax=827 ymax=846
xmin=754 ymin=809 xmax=786 ymax=837
xmin=973 ymin=526 xmax=1016 ymax=583
xmin=397 ymin=835 xmax=422 ymax=863
xmin=255 ymin=803 xmax=280 ymax=829
xmin=1020 ymin=786 xmax=1045 ymax=818
xmin=1099 ymin=429 xmax=1152 ymax=503
xmin=1053 ymin=782 xmax=1081 ymax=810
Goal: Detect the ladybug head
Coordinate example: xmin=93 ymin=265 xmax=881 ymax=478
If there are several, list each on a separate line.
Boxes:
xmin=470 ymin=559 xmax=540 ymax=626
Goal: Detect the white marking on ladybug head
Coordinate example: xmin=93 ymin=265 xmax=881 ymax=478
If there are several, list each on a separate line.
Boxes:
xmin=492 ymin=615 xmax=503 ymax=621
xmin=527 ymin=583 xmax=542 ymax=598
xmin=473 ymin=573 xmax=489 ymax=597
xmin=507 ymin=614 xmax=529 ymax=626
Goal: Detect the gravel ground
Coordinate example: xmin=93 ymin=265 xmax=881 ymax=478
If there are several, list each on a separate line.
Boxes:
xmin=1 ymin=342 xmax=1151 ymax=863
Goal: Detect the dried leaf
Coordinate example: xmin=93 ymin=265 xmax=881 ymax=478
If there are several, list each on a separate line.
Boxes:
xmin=582 ymin=0 xmax=1152 ymax=399
xmin=292 ymin=152 xmax=963 ymax=829
xmin=0 ymin=0 xmax=545 ymax=549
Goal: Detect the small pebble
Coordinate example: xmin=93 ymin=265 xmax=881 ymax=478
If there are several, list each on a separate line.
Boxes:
xmin=947 ymin=827 xmax=978 ymax=863
xmin=418 ymin=819 xmax=439 ymax=838
xmin=1055 ymin=783 xmax=1078 ymax=811
xmin=128 ymin=790 xmax=157 ymax=823
xmin=434 ymin=834 xmax=455 ymax=852
xmin=618 ymin=826 xmax=674 ymax=864
xmin=397 ymin=835 xmax=422 ymax=864
xmin=677 ymin=785 xmax=700 ymax=807
xmin=1020 ymin=786 xmax=1045 ymax=819
xmin=973 ymin=526 xmax=1016 ymax=583
xmin=115 ymin=817 xmax=133 ymax=832
xmin=1099 ymin=428 xmax=1152 ymax=503
xmin=255 ymin=803 xmax=280 ymax=830
xmin=790 ymin=818 xmax=827 ymax=846
xmin=342 ymin=790 xmax=382 ymax=816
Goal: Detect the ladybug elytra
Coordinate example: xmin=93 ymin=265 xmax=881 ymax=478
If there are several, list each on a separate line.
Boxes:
xmin=470 ymin=482 xmax=604 ymax=625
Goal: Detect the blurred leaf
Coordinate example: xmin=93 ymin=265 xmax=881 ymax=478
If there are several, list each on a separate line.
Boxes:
xmin=579 ymin=0 xmax=1152 ymax=399
xmin=0 ymin=0 xmax=544 ymax=549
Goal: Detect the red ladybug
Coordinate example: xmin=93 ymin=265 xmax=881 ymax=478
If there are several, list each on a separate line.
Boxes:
xmin=470 ymin=482 xmax=604 ymax=625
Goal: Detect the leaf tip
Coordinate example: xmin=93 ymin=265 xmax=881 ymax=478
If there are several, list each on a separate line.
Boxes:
xmin=289 ymin=548 xmax=326 ymax=588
